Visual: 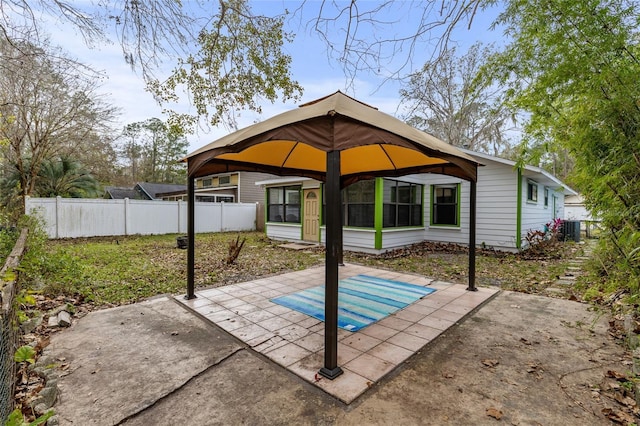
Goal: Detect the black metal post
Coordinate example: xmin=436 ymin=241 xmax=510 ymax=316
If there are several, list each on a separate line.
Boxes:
xmin=186 ymin=174 xmax=196 ymax=299
xmin=338 ymin=198 xmax=344 ymax=266
xmin=467 ymin=179 xmax=477 ymax=291
xmin=319 ymin=150 xmax=343 ymax=380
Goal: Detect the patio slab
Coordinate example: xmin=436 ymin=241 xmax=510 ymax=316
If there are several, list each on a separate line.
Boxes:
xmin=178 ymin=263 xmax=498 ymax=403
xmin=43 ymin=281 xmax=625 ymax=424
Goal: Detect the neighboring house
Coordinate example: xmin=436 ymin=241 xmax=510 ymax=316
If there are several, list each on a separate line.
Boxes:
xmin=150 ymin=172 xmax=277 ymax=203
xmin=564 ymin=194 xmax=595 ymax=222
xmin=104 ymin=182 xmax=187 ymax=200
xmin=564 ymin=194 xmax=599 ymax=238
xmin=255 ymin=149 xmax=577 ymax=253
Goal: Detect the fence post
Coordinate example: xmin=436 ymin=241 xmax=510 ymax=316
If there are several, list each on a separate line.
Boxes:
xmin=220 ymin=202 xmax=225 ymax=232
xmin=124 ymin=198 xmax=129 ymax=236
xmin=55 ymin=196 xmax=61 ymax=239
xmin=177 ymin=200 xmax=182 ymax=234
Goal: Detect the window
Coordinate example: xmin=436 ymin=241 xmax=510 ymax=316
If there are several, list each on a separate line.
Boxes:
xmin=219 ymin=175 xmax=231 ymax=185
xmin=527 ymin=181 xmax=538 ymax=202
xmin=202 ymin=178 xmax=212 ymax=188
xmin=196 ymin=195 xmax=216 ymax=202
xmin=216 ymin=195 xmax=234 ymax=203
xmin=544 ymin=187 xmax=549 ymax=207
xmin=322 ymin=180 xmax=375 ymax=227
xmin=342 ymin=180 xmax=375 ymax=227
xmin=267 ymin=186 xmax=301 ymax=223
xmin=383 ymin=180 xmax=423 ymax=227
xmin=431 ymin=184 xmax=459 ymax=226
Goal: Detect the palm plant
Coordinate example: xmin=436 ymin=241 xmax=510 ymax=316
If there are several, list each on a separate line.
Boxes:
xmin=36 ymin=157 xmax=101 ymax=198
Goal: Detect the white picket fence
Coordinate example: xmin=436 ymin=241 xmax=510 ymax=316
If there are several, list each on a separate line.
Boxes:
xmin=25 ymin=197 xmax=257 ymax=239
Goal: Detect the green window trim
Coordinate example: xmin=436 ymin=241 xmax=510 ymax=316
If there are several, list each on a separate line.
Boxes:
xmin=430 ymin=183 xmax=461 ymax=227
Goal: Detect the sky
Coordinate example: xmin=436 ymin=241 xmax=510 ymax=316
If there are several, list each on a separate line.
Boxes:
xmin=43 ymin=1 xmax=505 ymax=153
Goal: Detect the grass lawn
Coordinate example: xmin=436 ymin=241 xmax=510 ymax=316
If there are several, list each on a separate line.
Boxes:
xmin=37 ymin=231 xmax=580 ymax=306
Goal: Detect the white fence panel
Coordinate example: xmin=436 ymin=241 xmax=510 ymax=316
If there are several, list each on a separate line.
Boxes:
xmin=195 ymin=203 xmax=222 ymax=233
xmin=25 ymin=197 xmax=256 ymax=238
xmin=27 ymin=198 xmax=58 ymax=238
xmin=128 ymin=200 xmax=181 ymax=235
xmin=215 ymin=203 xmax=257 ymax=232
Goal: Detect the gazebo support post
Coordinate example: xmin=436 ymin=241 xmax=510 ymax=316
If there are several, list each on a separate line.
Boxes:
xmin=338 ymin=205 xmax=344 ymax=266
xmin=319 ymin=150 xmax=344 ymax=380
xmin=467 ymin=179 xmax=477 ymax=292
xmin=186 ymin=175 xmax=196 ymax=300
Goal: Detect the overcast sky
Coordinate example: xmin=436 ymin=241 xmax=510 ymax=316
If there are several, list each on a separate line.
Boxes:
xmin=44 ymin=1 xmax=504 ymax=153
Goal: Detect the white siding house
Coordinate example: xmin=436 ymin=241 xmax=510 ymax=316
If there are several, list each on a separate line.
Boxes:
xmin=256 ymin=150 xmax=576 ymax=253
xmin=564 ymin=195 xmax=595 ymax=222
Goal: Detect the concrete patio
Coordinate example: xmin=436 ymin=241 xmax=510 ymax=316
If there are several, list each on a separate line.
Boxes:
xmin=178 ymin=263 xmax=498 ymax=403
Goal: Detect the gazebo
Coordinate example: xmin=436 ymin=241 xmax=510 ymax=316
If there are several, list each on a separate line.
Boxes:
xmin=184 ymin=91 xmax=479 ymax=380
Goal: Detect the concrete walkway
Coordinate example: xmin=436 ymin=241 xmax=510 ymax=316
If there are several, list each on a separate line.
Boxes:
xmin=43 ymin=279 xmax=625 ymax=424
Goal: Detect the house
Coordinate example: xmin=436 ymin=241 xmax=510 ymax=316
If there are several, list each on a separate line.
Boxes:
xmin=564 ymin=194 xmax=594 ymax=222
xmin=565 ymin=194 xmax=599 ymax=238
xmin=144 ymin=172 xmax=276 ymax=203
xmin=255 ymin=149 xmax=577 ymax=253
xmin=104 ymin=182 xmax=187 ymax=200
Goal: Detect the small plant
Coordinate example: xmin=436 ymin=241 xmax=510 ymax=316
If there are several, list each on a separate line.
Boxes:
xmin=13 ymin=289 xmax=37 ymax=324
xmin=14 ymin=345 xmax=36 ymax=364
xmin=523 ymin=219 xmax=565 ymax=257
xmin=5 ymin=408 xmax=54 ymax=426
xmin=546 ymin=218 xmax=563 ymax=241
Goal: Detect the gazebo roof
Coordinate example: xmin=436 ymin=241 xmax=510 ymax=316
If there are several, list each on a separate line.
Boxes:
xmin=185 ymin=91 xmax=478 ymax=185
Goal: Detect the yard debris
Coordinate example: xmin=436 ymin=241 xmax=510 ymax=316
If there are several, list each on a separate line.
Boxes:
xmin=602 ymin=407 xmax=637 ymax=424
xmin=226 ymin=235 xmax=247 ymax=265
xmin=526 ymin=362 xmax=544 ymax=379
xmin=486 ymin=407 xmax=503 ymax=420
xmin=482 ymin=359 xmax=499 ymax=368
xmin=607 ymin=370 xmax=628 ymax=381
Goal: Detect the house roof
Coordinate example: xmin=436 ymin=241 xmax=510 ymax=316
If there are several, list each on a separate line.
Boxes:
xmin=254 ymin=150 xmax=578 ymax=196
xmin=565 ymin=194 xmax=584 ymax=205
xmin=135 ymin=182 xmax=187 ymax=199
xmin=104 ymin=187 xmax=142 ymax=200
xmin=460 ymin=149 xmax=578 ymax=196
xmin=255 ymin=177 xmax=314 ymax=187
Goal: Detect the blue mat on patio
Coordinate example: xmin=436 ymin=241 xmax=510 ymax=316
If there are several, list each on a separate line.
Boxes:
xmin=271 ymin=274 xmax=436 ymax=331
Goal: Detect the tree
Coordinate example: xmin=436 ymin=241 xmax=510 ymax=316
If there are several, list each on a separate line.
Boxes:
xmin=35 ymin=156 xmax=100 ymax=198
xmin=483 ymin=0 xmax=640 ymax=286
xmin=146 ymin=0 xmax=302 ymax=131
xmin=0 ymin=38 xmax=117 ymax=213
xmin=0 ymin=1 xmax=499 ymax=130
xmin=0 ymin=0 xmax=304 ymax=131
xmin=119 ymin=118 xmax=188 ymax=184
xmin=399 ymin=43 xmax=516 ymax=154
